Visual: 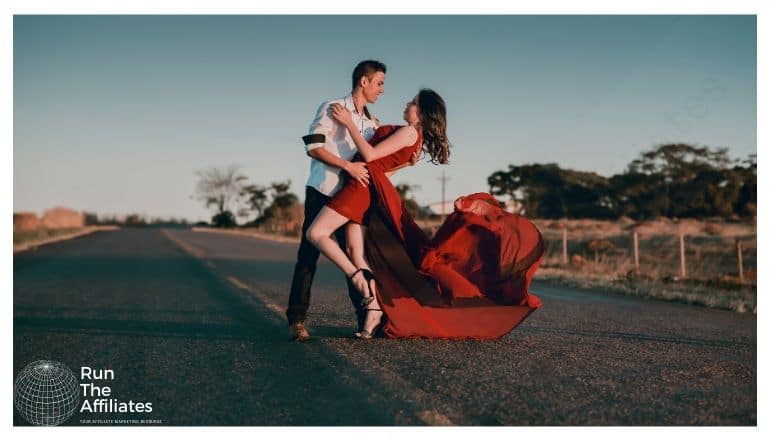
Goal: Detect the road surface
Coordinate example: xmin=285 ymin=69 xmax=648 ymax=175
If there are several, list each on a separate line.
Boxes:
xmin=13 ymin=228 xmax=756 ymax=425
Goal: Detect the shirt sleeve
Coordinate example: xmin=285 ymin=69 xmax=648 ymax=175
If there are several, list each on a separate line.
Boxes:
xmin=303 ymin=101 xmax=333 ymax=152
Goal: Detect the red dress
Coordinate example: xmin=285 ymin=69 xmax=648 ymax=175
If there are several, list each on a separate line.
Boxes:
xmin=328 ymin=125 xmax=422 ymax=224
xmin=329 ymin=125 xmax=544 ymax=339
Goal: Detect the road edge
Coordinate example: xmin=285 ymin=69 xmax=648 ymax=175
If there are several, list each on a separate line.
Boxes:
xmin=13 ymin=226 xmax=121 ymax=254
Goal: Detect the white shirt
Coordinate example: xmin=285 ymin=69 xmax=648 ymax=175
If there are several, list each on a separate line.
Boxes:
xmin=303 ymin=94 xmax=378 ymax=196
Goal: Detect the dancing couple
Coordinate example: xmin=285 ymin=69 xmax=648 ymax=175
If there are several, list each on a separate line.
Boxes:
xmin=286 ymin=60 xmax=545 ymax=341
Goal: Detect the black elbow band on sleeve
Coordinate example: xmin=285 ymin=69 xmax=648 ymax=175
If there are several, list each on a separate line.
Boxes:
xmin=302 ymin=134 xmax=325 ymax=145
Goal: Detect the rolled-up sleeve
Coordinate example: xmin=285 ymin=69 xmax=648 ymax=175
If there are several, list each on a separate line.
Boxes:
xmin=303 ymin=101 xmax=333 ymax=152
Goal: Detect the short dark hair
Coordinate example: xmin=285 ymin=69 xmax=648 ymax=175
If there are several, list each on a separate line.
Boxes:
xmin=351 ymin=60 xmax=386 ymax=91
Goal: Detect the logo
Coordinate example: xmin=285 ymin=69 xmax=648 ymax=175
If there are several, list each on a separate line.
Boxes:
xmin=15 ymin=360 xmax=159 ymax=426
xmin=14 ymin=360 xmax=81 ymax=426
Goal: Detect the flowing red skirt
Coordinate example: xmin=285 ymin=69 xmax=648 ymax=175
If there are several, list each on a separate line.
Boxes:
xmin=363 ymin=167 xmax=544 ymax=339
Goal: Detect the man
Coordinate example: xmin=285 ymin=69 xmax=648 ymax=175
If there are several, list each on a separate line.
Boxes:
xmin=286 ymin=60 xmax=388 ymax=342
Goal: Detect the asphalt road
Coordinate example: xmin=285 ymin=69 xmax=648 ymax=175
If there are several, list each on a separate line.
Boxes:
xmin=13 ymin=228 xmax=756 ymax=425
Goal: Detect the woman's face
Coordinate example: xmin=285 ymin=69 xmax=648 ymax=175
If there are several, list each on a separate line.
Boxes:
xmin=403 ymin=95 xmax=420 ymax=124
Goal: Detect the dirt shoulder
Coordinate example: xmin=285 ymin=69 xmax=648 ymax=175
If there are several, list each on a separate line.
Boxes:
xmin=535 ymin=268 xmax=755 ymax=314
xmin=13 ymin=226 xmax=120 ymax=253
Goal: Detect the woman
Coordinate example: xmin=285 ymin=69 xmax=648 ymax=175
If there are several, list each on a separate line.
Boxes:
xmin=308 ymin=89 xmax=544 ymax=339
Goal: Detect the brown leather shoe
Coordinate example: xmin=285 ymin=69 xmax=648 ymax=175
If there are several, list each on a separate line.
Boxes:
xmin=289 ymin=322 xmax=311 ymax=342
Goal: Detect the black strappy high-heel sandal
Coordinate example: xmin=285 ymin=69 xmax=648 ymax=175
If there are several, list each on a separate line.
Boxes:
xmin=355 ymin=307 xmax=384 ymax=339
xmin=347 ymin=268 xmax=377 ymax=307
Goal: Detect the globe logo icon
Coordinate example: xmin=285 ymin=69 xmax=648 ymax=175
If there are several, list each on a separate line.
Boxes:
xmin=14 ymin=360 xmax=80 ymax=426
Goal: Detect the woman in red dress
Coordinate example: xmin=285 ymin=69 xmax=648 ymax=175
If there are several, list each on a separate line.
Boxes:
xmin=307 ymin=89 xmax=544 ymax=339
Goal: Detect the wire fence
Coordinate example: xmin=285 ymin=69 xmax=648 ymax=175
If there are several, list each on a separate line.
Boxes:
xmin=539 ymin=228 xmax=757 ymax=286
xmin=415 ymin=217 xmax=757 ymax=287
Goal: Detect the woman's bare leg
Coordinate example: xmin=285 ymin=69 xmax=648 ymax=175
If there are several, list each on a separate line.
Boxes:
xmin=306 ymin=206 xmax=369 ymax=296
xmin=345 ymin=223 xmax=370 ymax=280
xmin=346 ymin=223 xmax=384 ymax=335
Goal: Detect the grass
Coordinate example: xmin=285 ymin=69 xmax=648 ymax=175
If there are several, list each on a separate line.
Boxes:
xmin=13 ymin=227 xmax=85 ymax=245
xmin=536 ymin=266 xmax=756 ymax=313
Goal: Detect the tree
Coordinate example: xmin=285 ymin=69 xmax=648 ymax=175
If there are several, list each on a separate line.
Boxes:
xmin=211 ymin=211 xmax=237 ymax=228
xmin=82 ymin=212 xmax=99 ymax=226
xmin=395 ymin=183 xmax=424 ymax=219
xmin=125 ymin=213 xmax=147 ymax=226
xmin=623 ymin=143 xmax=743 ymax=218
xmin=488 ymin=163 xmax=613 ymax=218
xmin=488 ymin=167 xmax=522 ymax=206
xmin=194 ymin=165 xmax=249 ymax=227
xmin=734 ymin=154 xmax=756 ymax=218
xmin=267 ymin=181 xmax=299 ymax=211
xmin=609 ymin=172 xmax=668 ymax=219
xmin=262 ymin=180 xmax=300 ymax=232
xmin=559 ymin=168 xmax=614 ymax=218
xmin=242 ymin=184 xmax=269 ymax=224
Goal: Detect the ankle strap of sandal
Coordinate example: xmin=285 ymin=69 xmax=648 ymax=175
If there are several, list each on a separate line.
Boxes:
xmin=347 ymin=268 xmax=364 ymax=280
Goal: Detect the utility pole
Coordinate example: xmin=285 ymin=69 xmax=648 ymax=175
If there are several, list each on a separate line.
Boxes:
xmin=438 ymin=170 xmax=450 ymax=216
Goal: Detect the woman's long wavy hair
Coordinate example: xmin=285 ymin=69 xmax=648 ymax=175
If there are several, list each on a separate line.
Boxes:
xmin=416 ymin=89 xmax=451 ymax=165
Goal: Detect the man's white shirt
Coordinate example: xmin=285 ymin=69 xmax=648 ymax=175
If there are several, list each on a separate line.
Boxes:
xmin=304 ymin=94 xmax=378 ymax=197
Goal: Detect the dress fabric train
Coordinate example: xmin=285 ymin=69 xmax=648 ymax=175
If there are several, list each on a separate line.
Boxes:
xmin=330 ymin=125 xmax=545 ymax=339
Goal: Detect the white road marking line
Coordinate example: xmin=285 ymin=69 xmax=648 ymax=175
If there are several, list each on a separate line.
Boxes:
xmin=191 ymin=226 xmax=300 ymax=244
xmin=225 ymin=276 xmax=285 ymax=316
xmin=162 ymin=229 xmax=206 ymax=259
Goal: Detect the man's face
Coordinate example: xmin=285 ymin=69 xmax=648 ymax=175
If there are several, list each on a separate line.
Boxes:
xmin=361 ymin=71 xmax=385 ymax=104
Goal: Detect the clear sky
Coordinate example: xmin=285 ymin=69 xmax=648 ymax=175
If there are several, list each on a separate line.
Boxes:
xmin=13 ymin=15 xmax=756 ymax=223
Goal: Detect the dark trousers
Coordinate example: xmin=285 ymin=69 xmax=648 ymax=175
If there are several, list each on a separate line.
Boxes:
xmin=286 ymin=186 xmax=365 ymax=330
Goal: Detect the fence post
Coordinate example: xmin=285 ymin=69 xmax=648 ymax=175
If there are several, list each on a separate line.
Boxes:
xmin=679 ymin=233 xmax=686 ymax=279
xmin=633 ymin=231 xmax=639 ymax=274
xmin=737 ymin=240 xmax=744 ymax=283
xmin=562 ymin=227 xmax=568 ymax=264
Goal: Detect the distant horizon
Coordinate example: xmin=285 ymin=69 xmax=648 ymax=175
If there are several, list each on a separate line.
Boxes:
xmin=14 ymin=15 xmax=756 ymax=222
xmin=13 ymin=141 xmax=756 ymax=224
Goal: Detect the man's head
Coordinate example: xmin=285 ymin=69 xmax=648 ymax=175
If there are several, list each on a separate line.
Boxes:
xmin=351 ymin=60 xmax=386 ymax=104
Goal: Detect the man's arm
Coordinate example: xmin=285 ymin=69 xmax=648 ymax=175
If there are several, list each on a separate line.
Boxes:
xmin=307 ymin=148 xmax=369 ymax=186
xmin=304 ymin=101 xmax=369 ymax=186
xmin=304 ymin=101 xmax=333 ymax=153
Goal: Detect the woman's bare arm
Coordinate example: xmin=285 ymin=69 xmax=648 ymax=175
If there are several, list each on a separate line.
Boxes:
xmin=330 ymin=104 xmax=418 ymax=162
